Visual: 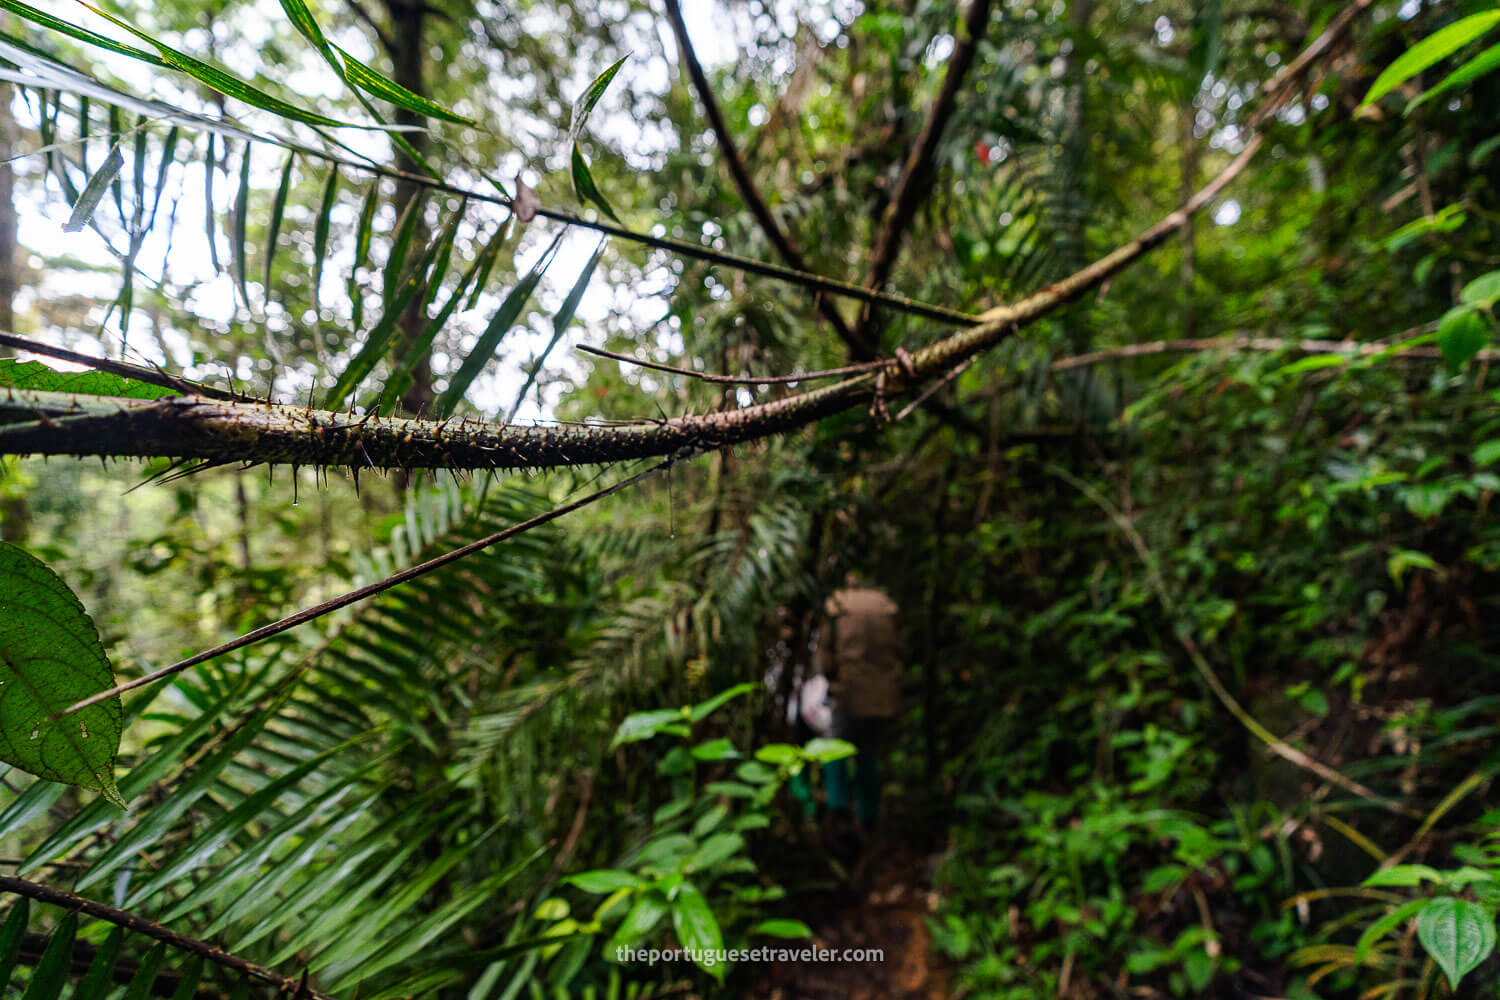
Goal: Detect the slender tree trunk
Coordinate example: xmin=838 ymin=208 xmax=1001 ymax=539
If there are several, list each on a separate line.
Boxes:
xmin=383 ymin=0 xmax=434 ymax=418
xmin=1178 ymin=103 xmax=1200 ymax=339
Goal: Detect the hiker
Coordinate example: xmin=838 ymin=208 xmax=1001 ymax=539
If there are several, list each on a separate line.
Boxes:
xmin=814 ymin=577 xmax=905 ymax=833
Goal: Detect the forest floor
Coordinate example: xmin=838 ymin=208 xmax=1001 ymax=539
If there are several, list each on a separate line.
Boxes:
xmin=749 ymin=830 xmax=951 ymax=1000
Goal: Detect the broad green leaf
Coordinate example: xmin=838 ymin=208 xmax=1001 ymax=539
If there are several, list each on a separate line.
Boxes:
xmin=565 ymin=870 xmax=641 ymax=894
xmin=1362 ymin=11 xmax=1500 ymax=106
xmin=610 ymin=708 xmax=682 ymax=748
xmin=670 ymin=883 xmax=724 ymax=981
xmin=0 ymin=542 xmax=123 ymax=806
xmin=571 ymin=143 xmax=620 ymax=222
xmin=688 ymin=832 xmax=743 ymax=871
xmin=20 ymin=911 xmax=77 ymax=1000
xmin=1461 ymin=270 xmax=1500 ymax=308
xmin=692 ymin=804 xmax=728 ymax=838
xmin=62 ymin=144 xmax=122 ymax=233
xmin=690 ymin=738 xmax=738 ymax=761
xmin=1416 ymin=897 xmax=1496 ymax=989
xmin=689 ymin=682 xmax=755 ymax=722
xmin=264 ymin=151 xmax=296 ymax=296
xmin=610 ymin=891 xmax=669 ymax=948
xmin=71 ymin=926 xmax=124 ymax=1000
xmin=755 ymin=743 xmax=799 ymax=766
xmin=1439 ymin=306 xmax=1490 ymax=372
xmin=335 ymin=44 xmax=476 ymax=125
xmin=802 ymin=737 xmax=857 ymax=762
xmin=435 ymin=230 xmax=564 ymax=417
xmin=1412 ymin=41 xmax=1500 ymax=110
xmin=0 ymin=898 xmax=29 ymax=986
xmin=0 ymin=359 xmax=177 ymax=399
xmin=751 ymin=919 xmax=812 ymax=939
xmin=1474 ymin=440 xmax=1500 ymax=467
xmin=312 ymin=168 xmax=340 ymax=311
xmin=1363 ymin=865 xmax=1445 ymax=888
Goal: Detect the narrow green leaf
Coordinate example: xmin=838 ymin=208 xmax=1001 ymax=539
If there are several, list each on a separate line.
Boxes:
xmin=434 ymin=229 xmax=564 ymax=418
xmin=166 ymin=955 xmax=204 ymax=1000
xmin=204 ymin=135 xmax=221 ymax=274
xmin=0 ymin=898 xmax=30 ymax=986
xmin=312 ymin=168 xmax=340 ymax=311
xmin=465 ymin=219 xmax=511 ymax=310
xmin=78 ymin=2 xmax=362 ymax=128
xmin=120 ymin=943 xmax=166 ymax=1000
xmin=1362 ymin=11 xmax=1500 ymax=106
xmin=231 ymin=142 xmax=251 ymax=309
xmin=107 ymin=105 xmax=123 ymax=220
xmin=689 ymin=682 xmax=755 ymax=722
xmin=0 ymin=0 xmax=167 ymax=66
xmin=1438 ymin=306 xmax=1490 ymax=372
xmin=329 ymin=204 xmax=460 ymax=406
xmin=384 ymin=190 xmax=428 ymax=301
xmin=1355 ymin=898 xmax=1429 ymax=963
xmin=568 ymin=54 xmax=629 ymax=148
xmin=20 ymin=912 xmax=77 ymax=1000
xmin=378 ymin=217 xmax=493 ymax=410
xmin=751 ymin=919 xmax=812 ymax=939
xmin=505 ymin=236 xmax=606 ymax=422
xmin=670 ymin=884 xmax=724 ymax=981
xmin=63 ymin=143 xmax=122 ymax=233
xmin=355 ymin=182 xmax=379 ymax=270
xmin=278 ymin=0 xmax=341 ymax=74
xmin=0 ymin=542 xmax=123 ymax=806
xmin=1416 ymin=897 xmax=1496 ymax=989
xmin=264 ymin=151 xmax=296 ymax=296
xmin=571 ymin=143 xmax=620 ymax=222
xmin=1411 ymin=41 xmax=1500 ymax=110
xmin=70 ymin=926 xmax=124 ymax=1000
xmin=334 ymin=44 xmax=476 ymax=125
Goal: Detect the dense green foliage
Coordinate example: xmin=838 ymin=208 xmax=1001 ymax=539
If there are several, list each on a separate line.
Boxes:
xmin=0 ymin=0 xmax=1498 ymax=996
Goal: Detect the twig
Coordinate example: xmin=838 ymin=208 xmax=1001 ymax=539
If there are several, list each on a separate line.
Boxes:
xmin=1047 ymin=462 xmax=1412 ymax=816
xmin=57 ymin=456 xmax=684 ymax=715
xmin=894 ymin=357 xmax=974 ymax=421
xmin=662 ymin=0 xmax=875 ymax=357
xmin=576 ymin=343 xmax=888 ymax=385
xmin=858 ymin=0 xmax=994 ymax=326
xmin=0 ymin=875 xmax=336 ymax=999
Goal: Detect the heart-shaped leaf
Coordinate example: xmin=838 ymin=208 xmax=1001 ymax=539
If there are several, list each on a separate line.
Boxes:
xmin=0 ymin=542 xmax=124 ymax=807
xmin=1416 ymin=897 xmax=1497 ymax=989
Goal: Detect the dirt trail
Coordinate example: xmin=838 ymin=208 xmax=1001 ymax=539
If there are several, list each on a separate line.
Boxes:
xmin=752 ymin=839 xmax=950 ymax=1000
